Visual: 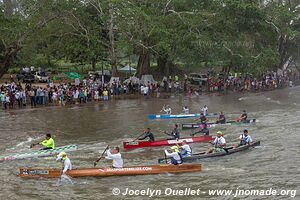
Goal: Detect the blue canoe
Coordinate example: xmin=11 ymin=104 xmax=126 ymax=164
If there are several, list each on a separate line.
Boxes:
xmin=147 ymin=113 xmax=217 ymax=120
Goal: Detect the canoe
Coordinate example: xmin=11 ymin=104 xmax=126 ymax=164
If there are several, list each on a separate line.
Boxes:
xmin=123 ymin=136 xmax=213 ymax=150
xmin=0 ymin=144 xmax=77 ymax=161
xmin=147 ymin=113 xmax=217 ymax=120
xmin=158 ymin=141 xmax=260 ymax=163
xmin=19 ymin=164 xmax=202 ymax=178
xmin=182 ymin=119 xmax=256 ymax=129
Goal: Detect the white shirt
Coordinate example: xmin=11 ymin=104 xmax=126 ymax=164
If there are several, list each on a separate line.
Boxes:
xmin=213 ymin=136 xmax=226 ymax=146
xmin=164 ymin=150 xmax=181 ymax=161
xmin=240 ymin=134 xmax=252 ymax=143
xmin=105 ymin=150 xmax=123 ymax=168
xmin=181 ymin=144 xmax=192 ymax=156
xmin=143 ymin=86 xmax=149 ymax=94
xmin=56 ymin=157 xmax=72 ymax=174
xmin=202 ymin=106 xmax=208 ymax=116
xmin=163 ymin=107 xmax=172 ymax=114
xmin=183 ymin=107 xmax=189 ymax=114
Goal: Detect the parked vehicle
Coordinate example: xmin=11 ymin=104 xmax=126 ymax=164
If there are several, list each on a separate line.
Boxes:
xmin=188 ymin=73 xmax=208 ymax=85
xmin=34 ymin=72 xmax=49 ymax=82
xmin=23 ymin=73 xmax=35 ymax=83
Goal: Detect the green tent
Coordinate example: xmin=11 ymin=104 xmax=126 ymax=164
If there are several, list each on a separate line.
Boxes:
xmin=64 ymin=72 xmax=81 ymax=79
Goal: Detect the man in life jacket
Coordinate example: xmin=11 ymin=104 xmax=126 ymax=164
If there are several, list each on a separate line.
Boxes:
xmin=139 ymin=128 xmax=155 ymax=141
xmin=56 ymin=151 xmax=72 ymax=175
xmin=164 ymin=146 xmax=183 ymax=165
xmin=179 ymin=141 xmax=192 ymax=157
xmin=215 ymin=111 xmax=226 ymax=124
xmin=191 ymin=123 xmax=209 ymax=136
xmin=206 ymin=131 xmax=226 ymax=154
xmin=238 ymin=129 xmax=253 ymax=146
xmin=31 ymin=133 xmax=55 ymax=150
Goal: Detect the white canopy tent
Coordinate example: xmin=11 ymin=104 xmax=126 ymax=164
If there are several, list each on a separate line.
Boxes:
xmin=118 ymin=65 xmax=136 ymax=74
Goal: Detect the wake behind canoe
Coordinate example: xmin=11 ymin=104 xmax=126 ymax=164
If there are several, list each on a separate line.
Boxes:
xmin=158 ymin=141 xmax=260 ymax=163
xmin=19 ymin=164 xmax=202 ymax=178
xmin=0 ymin=144 xmax=77 ymax=161
xmin=123 ymin=136 xmax=213 ymax=150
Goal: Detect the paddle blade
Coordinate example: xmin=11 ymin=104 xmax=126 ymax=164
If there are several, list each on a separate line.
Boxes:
xmin=93 ymin=161 xmax=97 ymax=167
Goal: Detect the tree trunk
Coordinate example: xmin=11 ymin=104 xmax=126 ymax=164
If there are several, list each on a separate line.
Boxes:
xmin=91 ymin=59 xmax=96 ymax=71
xmin=157 ymin=56 xmax=173 ymax=77
xmin=278 ymin=34 xmax=292 ymax=70
xmin=136 ymin=51 xmax=150 ymax=78
xmin=108 ymin=3 xmax=117 ymax=76
xmin=0 ymin=51 xmax=14 ymax=79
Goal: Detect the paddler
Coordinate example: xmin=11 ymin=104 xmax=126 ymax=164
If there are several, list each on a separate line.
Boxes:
xmin=196 ymin=112 xmax=208 ymax=124
xmin=164 ymin=124 xmax=180 ymax=140
xmin=182 ymin=106 xmax=189 ymax=114
xmin=206 ymin=131 xmax=226 ymax=154
xmin=201 ymin=105 xmax=208 ymax=116
xmin=191 ymin=123 xmax=209 ymax=136
xmin=164 ymin=146 xmax=183 ymax=165
xmin=105 ymin=146 xmax=123 ymax=168
xmin=31 ymin=133 xmax=55 ymax=150
xmin=215 ymin=111 xmax=226 ymax=124
xmin=179 ymin=141 xmax=192 ymax=157
xmin=237 ymin=110 xmax=247 ymax=122
xmin=238 ymin=129 xmax=253 ymax=146
xmin=161 ymin=105 xmax=172 ymax=114
xmin=139 ymin=128 xmax=155 ymax=141
xmin=56 ymin=151 xmax=72 ymax=175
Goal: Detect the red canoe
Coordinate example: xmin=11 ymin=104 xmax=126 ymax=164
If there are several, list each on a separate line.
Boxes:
xmin=123 ymin=136 xmax=213 ymax=150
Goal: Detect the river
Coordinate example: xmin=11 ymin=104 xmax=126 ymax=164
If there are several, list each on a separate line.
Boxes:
xmin=0 ymin=87 xmax=299 ymax=200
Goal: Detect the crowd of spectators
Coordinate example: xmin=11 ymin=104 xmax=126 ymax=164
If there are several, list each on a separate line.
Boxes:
xmin=0 ymin=70 xmax=297 ymax=110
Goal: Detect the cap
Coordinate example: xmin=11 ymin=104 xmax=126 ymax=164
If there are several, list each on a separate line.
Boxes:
xmin=170 ymin=146 xmax=179 ymax=152
xmin=56 ymin=152 xmax=67 ymax=161
xmin=217 ymin=131 xmax=223 ymax=135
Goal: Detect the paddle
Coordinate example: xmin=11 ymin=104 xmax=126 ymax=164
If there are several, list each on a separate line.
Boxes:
xmin=30 ymin=143 xmax=39 ymax=148
xmin=164 ymin=152 xmax=167 ymax=164
xmin=93 ymin=145 xmax=109 ymax=167
xmin=132 ymin=132 xmax=146 ymax=142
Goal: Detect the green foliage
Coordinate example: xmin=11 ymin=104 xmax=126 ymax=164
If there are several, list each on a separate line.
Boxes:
xmin=0 ymin=0 xmax=299 ymax=78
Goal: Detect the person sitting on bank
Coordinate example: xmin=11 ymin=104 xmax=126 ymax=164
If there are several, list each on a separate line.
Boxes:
xmin=191 ymin=123 xmax=210 ymax=136
xmin=56 ymin=151 xmax=72 ymax=175
xmin=30 ymin=133 xmax=55 ymax=150
xmin=238 ymin=129 xmax=253 ymax=146
xmin=215 ymin=111 xmax=226 ymax=124
xmin=164 ymin=146 xmax=183 ymax=165
xmin=165 ymin=124 xmax=180 ymax=140
xmin=105 ymin=146 xmax=123 ymax=168
xmin=206 ymin=131 xmax=226 ymax=154
xmin=139 ymin=128 xmax=155 ymax=141
xmin=180 ymin=141 xmax=192 ymax=157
